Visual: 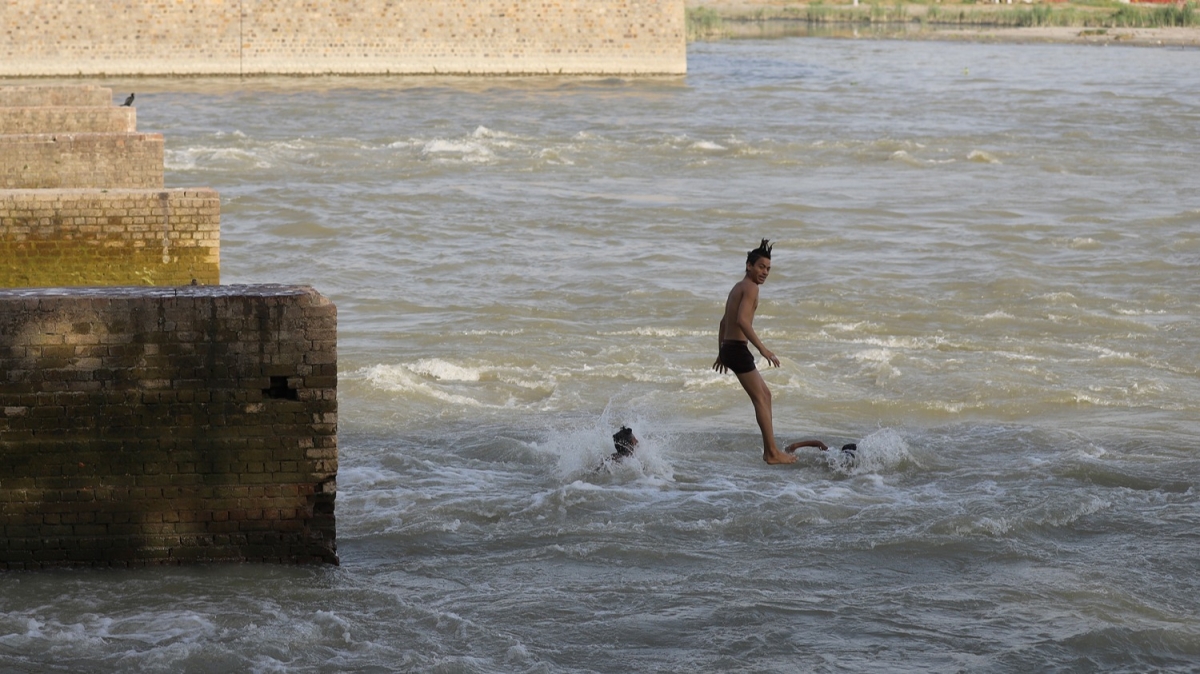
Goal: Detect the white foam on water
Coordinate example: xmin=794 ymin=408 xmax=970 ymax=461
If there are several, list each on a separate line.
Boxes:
xmin=496 ymin=372 xmax=555 ymax=391
xmin=163 ymin=149 xmax=198 ymax=171
xmin=1080 ymin=345 xmax=1138 ymax=362
xmin=681 ymin=371 xmax=734 ymax=389
xmin=1036 ymin=291 xmax=1079 ymax=304
xmin=923 ymin=399 xmax=976 ymax=414
xmin=1111 ymin=306 xmax=1166 ymax=316
xmin=875 ymin=138 xmax=927 ymax=153
xmin=824 ymin=427 xmax=916 ymax=476
xmin=434 ymin=125 xmax=521 ymax=159
xmin=850 ymin=348 xmax=902 ymax=383
xmin=890 ymin=149 xmax=956 ymax=167
xmin=947 ymin=492 xmax=1114 ymax=539
xmin=349 ymin=357 xmax=563 ymax=413
xmin=505 ymin=642 xmax=532 ymax=665
xmin=967 ymin=149 xmax=1001 ymax=163
xmin=471 ymin=125 xmax=510 ymax=139
xmin=845 ymin=334 xmax=951 ymax=351
xmin=957 ymin=516 xmax=1014 ymax=536
xmin=460 ymin=329 xmax=526 ymax=336
xmin=165 ymin=146 xmax=272 ymax=171
xmin=851 ymin=348 xmax=895 ymax=364
xmin=420 ymin=138 xmax=495 ymax=163
xmin=337 ymin=464 xmax=395 ymax=490
xmin=823 ymin=321 xmax=871 ymax=332
xmin=603 ymin=327 xmax=708 ymax=338
xmin=539 ymin=424 xmax=675 ymax=485
xmin=1032 ymin=494 xmax=1112 ymax=528
xmin=2 ymin=610 xmax=222 ymax=670
xmin=407 ymin=358 xmax=484 ymax=382
xmin=537 ymin=147 xmax=575 ymax=165
xmin=351 ymin=363 xmax=486 ymax=407
xmin=997 ymin=351 xmax=1045 ymax=362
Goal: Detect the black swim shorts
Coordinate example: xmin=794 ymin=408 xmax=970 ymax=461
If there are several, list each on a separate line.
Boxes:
xmin=719 ymin=340 xmax=757 ymax=374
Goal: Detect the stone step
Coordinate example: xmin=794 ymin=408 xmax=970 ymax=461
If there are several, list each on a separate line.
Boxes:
xmin=0 ymin=188 xmax=220 ymax=287
xmin=0 ymin=133 xmax=164 ymax=189
xmin=0 ymin=84 xmax=115 ymax=107
xmin=0 ymin=106 xmax=138 ymax=134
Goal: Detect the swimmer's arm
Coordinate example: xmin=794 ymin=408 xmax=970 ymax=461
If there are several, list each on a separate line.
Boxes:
xmin=785 ymin=440 xmax=829 ymax=453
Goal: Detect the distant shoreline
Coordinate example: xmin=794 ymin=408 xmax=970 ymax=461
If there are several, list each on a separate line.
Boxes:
xmin=686 ymin=1 xmax=1200 ymax=47
xmin=900 ymin=24 xmax=1198 ymax=47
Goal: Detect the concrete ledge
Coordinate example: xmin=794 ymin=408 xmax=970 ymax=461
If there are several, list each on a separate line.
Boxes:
xmin=0 ymin=107 xmax=137 ymax=135
xmin=0 ymin=85 xmax=114 ymax=107
xmin=0 ymin=188 xmax=220 ymax=287
xmin=0 ymin=284 xmax=338 ymax=568
xmin=0 ymin=133 xmax=164 ymax=189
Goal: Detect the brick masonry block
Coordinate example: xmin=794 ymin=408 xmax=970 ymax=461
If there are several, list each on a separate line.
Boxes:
xmin=0 ymin=285 xmax=338 ymax=569
xmin=0 ymin=188 xmax=220 ymax=287
xmin=0 ymin=133 xmax=164 ymax=189
xmin=0 ymin=85 xmax=114 ymax=107
xmin=0 ymin=107 xmax=138 ymax=134
xmin=0 ymin=0 xmax=685 ymax=76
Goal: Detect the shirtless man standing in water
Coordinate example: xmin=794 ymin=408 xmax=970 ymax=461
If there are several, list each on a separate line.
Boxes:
xmin=714 ymin=239 xmax=827 ymax=464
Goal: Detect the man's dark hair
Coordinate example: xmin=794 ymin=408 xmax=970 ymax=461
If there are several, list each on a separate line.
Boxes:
xmin=746 ymin=238 xmax=773 ymax=265
xmin=612 ymin=426 xmax=636 ymax=457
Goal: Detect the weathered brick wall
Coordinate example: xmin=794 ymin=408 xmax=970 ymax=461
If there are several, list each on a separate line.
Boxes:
xmin=0 ymin=0 xmax=686 ymax=76
xmin=0 ymin=188 xmax=220 ymax=287
xmin=0 ymin=85 xmax=114 ymax=107
xmin=0 ymin=133 xmax=164 ymax=189
xmin=0 ymin=107 xmax=137 ymax=134
xmin=0 ymin=285 xmax=338 ymax=568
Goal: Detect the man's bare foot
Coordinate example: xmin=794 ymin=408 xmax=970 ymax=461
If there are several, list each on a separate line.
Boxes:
xmin=764 ymin=449 xmax=798 ymax=465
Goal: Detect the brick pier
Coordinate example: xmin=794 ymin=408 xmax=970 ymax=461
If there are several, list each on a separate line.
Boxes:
xmin=0 ymin=285 xmax=339 ymax=568
xmin=0 ymin=84 xmax=220 ymax=288
xmin=0 ymin=84 xmax=338 ymax=568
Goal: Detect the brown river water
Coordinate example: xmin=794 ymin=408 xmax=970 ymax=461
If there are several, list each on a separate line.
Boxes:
xmin=2 ymin=36 xmax=1199 ymax=672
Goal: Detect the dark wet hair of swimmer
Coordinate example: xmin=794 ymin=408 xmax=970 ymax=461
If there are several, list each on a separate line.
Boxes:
xmin=746 ymin=238 xmax=773 ymax=265
xmin=611 ymin=426 xmax=638 ymax=461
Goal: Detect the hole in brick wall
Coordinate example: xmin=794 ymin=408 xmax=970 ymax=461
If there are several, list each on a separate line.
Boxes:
xmin=263 ymin=375 xmax=299 ymax=401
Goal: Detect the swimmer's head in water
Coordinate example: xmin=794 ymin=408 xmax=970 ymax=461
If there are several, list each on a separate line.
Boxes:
xmin=612 ymin=426 xmax=638 ymax=457
xmin=746 ymin=238 xmax=773 ymax=266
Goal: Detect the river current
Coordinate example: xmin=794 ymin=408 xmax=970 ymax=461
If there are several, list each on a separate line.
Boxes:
xmin=2 ymin=37 xmax=1199 ymax=672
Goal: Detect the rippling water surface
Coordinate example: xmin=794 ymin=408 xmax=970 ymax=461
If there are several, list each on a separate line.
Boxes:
xmin=3 ymin=38 xmax=1200 ymax=672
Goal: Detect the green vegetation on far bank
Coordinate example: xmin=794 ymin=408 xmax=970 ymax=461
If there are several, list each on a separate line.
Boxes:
xmin=686 ymin=1 xmax=1196 ymax=39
